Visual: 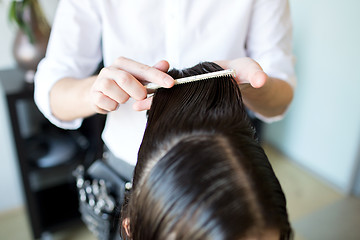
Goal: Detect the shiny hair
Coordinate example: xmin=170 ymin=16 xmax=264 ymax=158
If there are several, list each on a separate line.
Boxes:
xmin=120 ymin=62 xmax=292 ymax=240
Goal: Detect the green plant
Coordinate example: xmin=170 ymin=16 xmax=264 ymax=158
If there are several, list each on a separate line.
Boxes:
xmin=8 ymin=0 xmax=49 ymax=43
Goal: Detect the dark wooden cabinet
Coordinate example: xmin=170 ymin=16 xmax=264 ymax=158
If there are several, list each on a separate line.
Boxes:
xmin=0 ymin=69 xmax=105 ymax=239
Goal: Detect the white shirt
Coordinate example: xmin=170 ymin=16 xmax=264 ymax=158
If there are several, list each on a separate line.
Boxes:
xmin=34 ymin=0 xmax=296 ymax=166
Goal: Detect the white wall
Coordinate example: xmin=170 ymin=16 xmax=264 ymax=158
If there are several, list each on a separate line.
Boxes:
xmin=265 ymin=0 xmax=360 ymax=193
xmin=0 ymin=0 xmax=59 ymax=212
xmin=0 ymin=81 xmax=24 ymax=212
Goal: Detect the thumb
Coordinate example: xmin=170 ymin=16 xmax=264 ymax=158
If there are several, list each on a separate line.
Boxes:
xmin=250 ymin=71 xmax=268 ymax=88
xmin=215 ymin=58 xmax=267 ymax=88
xmin=133 ymin=96 xmax=153 ymax=111
xmin=240 ymin=59 xmax=267 ymax=88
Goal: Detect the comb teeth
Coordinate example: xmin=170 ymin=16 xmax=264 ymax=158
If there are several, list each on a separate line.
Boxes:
xmin=146 ymin=69 xmax=236 ymax=90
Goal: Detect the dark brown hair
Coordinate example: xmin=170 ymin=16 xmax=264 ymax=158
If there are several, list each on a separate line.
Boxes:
xmin=121 ymin=62 xmax=292 ymax=240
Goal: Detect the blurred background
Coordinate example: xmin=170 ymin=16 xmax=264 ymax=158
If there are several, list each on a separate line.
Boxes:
xmin=0 ymin=0 xmax=359 ymax=239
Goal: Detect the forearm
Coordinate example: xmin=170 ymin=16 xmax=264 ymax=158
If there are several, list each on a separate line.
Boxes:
xmin=240 ymin=77 xmax=293 ymax=118
xmin=50 ymin=76 xmax=97 ymax=121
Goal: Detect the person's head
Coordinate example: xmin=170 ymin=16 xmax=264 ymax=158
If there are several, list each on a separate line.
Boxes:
xmin=121 ymin=62 xmax=292 ymax=240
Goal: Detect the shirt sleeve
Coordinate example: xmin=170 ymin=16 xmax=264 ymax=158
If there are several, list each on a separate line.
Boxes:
xmin=246 ymin=0 xmax=296 ymax=122
xmin=34 ymin=0 xmax=102 ymax=129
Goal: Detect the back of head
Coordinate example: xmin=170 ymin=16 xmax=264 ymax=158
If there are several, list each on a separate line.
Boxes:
xmin=121 ymin=62 xmax=292 ymax=240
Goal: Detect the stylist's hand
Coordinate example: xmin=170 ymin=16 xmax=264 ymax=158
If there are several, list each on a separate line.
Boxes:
xmin=215 ymin=57 xmax=268 ymax=89
xmin=216 ymin=57 xmax=293 ymax=118
xmin=90 ymin=57 xmax=174 ymax=113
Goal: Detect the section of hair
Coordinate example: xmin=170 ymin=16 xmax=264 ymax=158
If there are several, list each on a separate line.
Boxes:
xmin=135 ymin=62 xmax=253 ymax=188
xmin=121 ymin=62 xmax=292 ymax=240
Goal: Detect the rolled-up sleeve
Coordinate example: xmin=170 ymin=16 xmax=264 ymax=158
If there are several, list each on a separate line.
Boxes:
xmin=246 ymin=0 xmax=296 ymax=122
xmin=34 ymin=0 xmax=102 ymax=129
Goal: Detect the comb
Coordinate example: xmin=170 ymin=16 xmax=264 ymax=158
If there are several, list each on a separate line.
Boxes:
xmin=145 ymin=69 xmax=236 ymax=90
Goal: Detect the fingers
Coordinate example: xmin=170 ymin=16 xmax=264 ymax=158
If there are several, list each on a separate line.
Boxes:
xmin=133 ymin=96 xmax=153 ymax=111
xmin=99 ymin=67 xmax=147 ymax=101
xmin=114 ymin=57 xmax=174 ymax=88
xmin=132 ymin=60 xmax=170 ymax=110
xmin=91 ymin=66 xmax=145 ymax=113
xmin=90 ymin=57 xmax=172 ymax=114
xmin=91 ymin=91 xmax=118 ymax=113
xmin=153 ymin=60 xmax=170 ymax=72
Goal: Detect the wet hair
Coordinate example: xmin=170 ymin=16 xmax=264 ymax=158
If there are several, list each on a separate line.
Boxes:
xmin=120 ymin=62 xmax=292 ymax=240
